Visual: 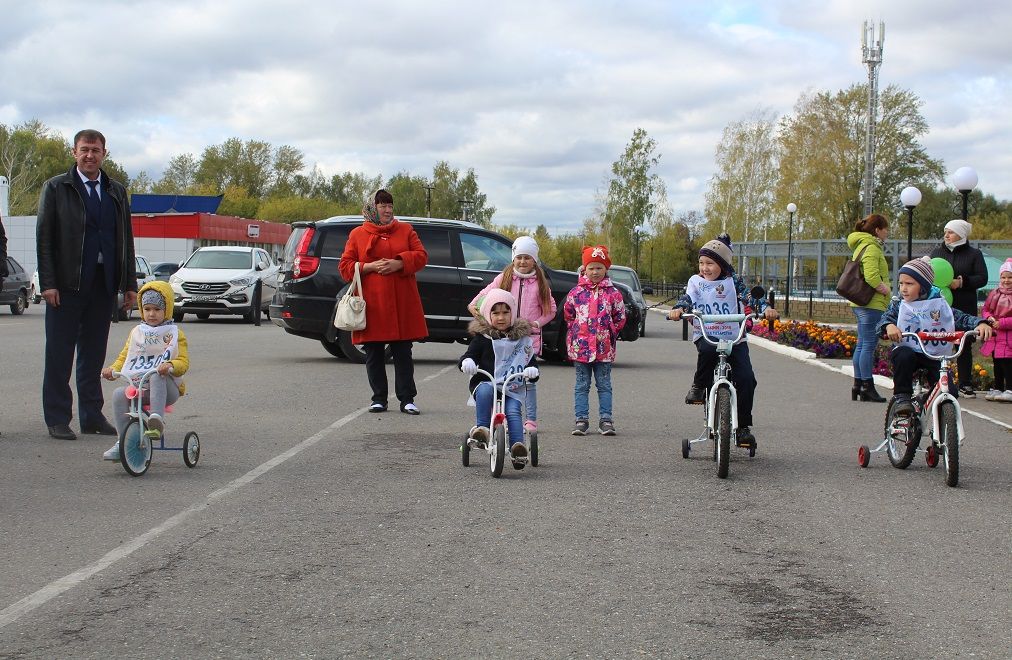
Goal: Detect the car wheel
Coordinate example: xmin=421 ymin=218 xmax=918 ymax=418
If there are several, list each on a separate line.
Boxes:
xmin=640 ymin=317 xmax=646 ymax=338
xmin=321 ymin=337 xmax=346 ymax=358
xmin=337 ymin=330 xmax=367 ymax=364
xmin=245 ymin=284 xmax=262 ymax=326
xmin=196 ymin=313 xmax=210 ymax=320
xmin=11 ymin=292 xmax=27 ymax=315
xmin=173 ymin=310 xmax=184 ymax=322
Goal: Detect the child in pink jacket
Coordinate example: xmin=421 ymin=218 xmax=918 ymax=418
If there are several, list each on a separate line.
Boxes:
xmin=563 ymin=245 xmax=626 ymax=436
xmin=982 ymin=259 xmax=1012 ymax=401
xmin=468 ymin=236 xmax=557 ymax=431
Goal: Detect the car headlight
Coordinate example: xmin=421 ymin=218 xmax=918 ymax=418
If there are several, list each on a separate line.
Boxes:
xmin=169 ymin=274 xmax=181 ymax=284
xmin=229 ymin=276 xmax=256 ymax=287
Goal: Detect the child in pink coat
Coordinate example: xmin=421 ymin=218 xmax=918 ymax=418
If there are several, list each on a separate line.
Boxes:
xmin=468 ymin=236 xmax=557 ymax=430
xmin=982 ymin=259 xmax=1012 ymax=401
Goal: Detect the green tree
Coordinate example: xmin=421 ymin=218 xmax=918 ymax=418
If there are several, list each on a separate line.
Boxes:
xmin=129 ymin=171 xmax=153 ymax=195
xmin=154 ymin=154 xmax=198 ymax=193
xmin=776 ymin=84 xmax=943 ymax=239
xmin=216 ymin=185 xmax=260 ymax=218
xmin=256 ymin=196 xmax=342 ymax=223
xmin=600 ymin=128 xmax=662 ymax=268
xmin=703 ymin=108 xmax=779 ymax=245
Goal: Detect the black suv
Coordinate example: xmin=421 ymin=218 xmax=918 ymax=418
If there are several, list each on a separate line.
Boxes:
xmin=270 ymin=216 xmax=641 ymax=362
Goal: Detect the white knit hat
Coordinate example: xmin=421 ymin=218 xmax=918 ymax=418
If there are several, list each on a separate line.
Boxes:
xmin=944 ymin=219 xmax=971 ymax=239
xmin=511 ymin=236 xmax=539 ymax=261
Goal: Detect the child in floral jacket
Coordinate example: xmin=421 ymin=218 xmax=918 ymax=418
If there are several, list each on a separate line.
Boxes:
xmin=563 ymin=245 xmax=626 ymax=436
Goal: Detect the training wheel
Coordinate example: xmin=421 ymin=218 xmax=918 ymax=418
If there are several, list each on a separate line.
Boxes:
xmin=681 ymin=438 xmax=690 ymax=459
xmin=858 ymin=445 xmax=871 ymax=468
xmin=529 ymin=431 xmax=539 ymax=467
xmin=925 ymin=444 xmax=938 ymax=468
xmin=183 ymin=431 xmax=200 ymax=467
xmin=460 ymin=434 xmax=470 ymax=467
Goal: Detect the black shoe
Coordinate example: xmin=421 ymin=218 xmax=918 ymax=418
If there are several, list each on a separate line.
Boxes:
xmin=48 ymin=424 xmax=77 ymax=440
xmin=571 ymin=420 xmax=589 ymax=436
xmin=851 ymin=379 xmax=862 ymax=401
xmin=958 ymin=385 xmax=976 ymax=399
xmin=892 ymin=395 xmax=914 ymax=417
xmin=736 ymin=426 xmax=756 ymax=448
xmin=368 ymin=402 xmax=387 ymax=413
xmin=80 ymin=419 xmax=117 ymax=435
xmin=400 ymin=402 xmax=420 ymax=415
xmin=859 ymin=379 xmax=886 ymax=403
xmin=685 ymin=385 xmax=705 ymax=405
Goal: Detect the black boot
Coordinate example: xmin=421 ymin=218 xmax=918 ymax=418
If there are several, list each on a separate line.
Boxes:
xmin=861 ymin=379 xmax=886 ymax=403
xmin=851 ymin=378 xmax=862 ymax=401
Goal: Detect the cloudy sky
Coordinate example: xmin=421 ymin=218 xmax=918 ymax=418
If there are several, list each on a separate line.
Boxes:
xmin=2 ymin=1 xmax=1009 ymax=232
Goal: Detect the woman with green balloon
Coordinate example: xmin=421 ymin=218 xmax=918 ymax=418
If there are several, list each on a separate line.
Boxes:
xmin=930 ymin=219 xmax=988 ymax=397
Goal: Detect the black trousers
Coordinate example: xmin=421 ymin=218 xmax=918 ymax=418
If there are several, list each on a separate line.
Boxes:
xmin=693 ymin=340 xmax=758 ymax=427
xmin=363 ymin=341 xmax=417 ymax=406
xmin=956 ymin=335 xmax=975 ymax=390
xmin=42 ymin=269 xmax=115 ymax=428
xmin=890 ymin=345 xmax=958 ymax=397
xmin=991 ymin=357 xmax=1012 ymax=391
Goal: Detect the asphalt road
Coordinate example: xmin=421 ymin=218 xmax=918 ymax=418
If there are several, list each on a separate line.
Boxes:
xmin=1 ymin=304 xmax=1009 ymax=658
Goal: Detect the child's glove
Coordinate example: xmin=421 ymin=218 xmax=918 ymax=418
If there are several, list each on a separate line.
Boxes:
xmin=461 ymin=358 xmax=477 ymax=375
xmin=523 ymin=366 xmax=539 ymax=380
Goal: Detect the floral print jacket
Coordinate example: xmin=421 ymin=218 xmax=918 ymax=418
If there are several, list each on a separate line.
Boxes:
xmin=563 ymin=275 xmax=627 ymax=363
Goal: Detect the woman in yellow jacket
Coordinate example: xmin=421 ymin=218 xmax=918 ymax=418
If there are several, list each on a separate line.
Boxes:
xmin=100 ymin=280 xmax=189 ymax=460
xmin=846 ymin=214 xmax=891 ymax=402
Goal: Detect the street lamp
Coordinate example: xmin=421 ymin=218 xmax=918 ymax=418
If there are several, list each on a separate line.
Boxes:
xmin=952 ymin=166 xmax=978 ymax=220
xmin=900 ymin=186 xmax=922 ymax=262
xmin=785 ymin=203 xmax=796 ymax=317
xmin=458 ymin=198 xmax=474 ymax=223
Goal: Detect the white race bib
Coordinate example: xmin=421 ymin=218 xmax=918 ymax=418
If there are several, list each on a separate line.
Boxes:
xmin=896 ymin=297 xmax=955 ymax=356
xmin=687 ymin=275 xmax=741 ymax=342
xmin=122 ymin=324 xmax=180 ymax=386
xmin=492 ymin=335 xmax=534 ymax=401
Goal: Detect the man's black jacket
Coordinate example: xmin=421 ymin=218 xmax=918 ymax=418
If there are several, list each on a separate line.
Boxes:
xmin=36 ymin=166 xmax=135 ymax=293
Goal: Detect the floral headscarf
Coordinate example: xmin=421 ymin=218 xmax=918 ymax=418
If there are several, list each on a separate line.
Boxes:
xmin=362 ymin=189 xmax=392 ymax=225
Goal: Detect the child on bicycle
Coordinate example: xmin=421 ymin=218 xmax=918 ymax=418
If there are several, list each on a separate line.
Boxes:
xmin=467 ymin=235 xmax=557 ymax=433
xmin=876 ymin=258 xmax=993 ymax=417
xmin=667 ymin=234 xmax=778 ymax=448
xmin=459 ymin=288 xmax=539 ymax=461
xmin=563 ymin=245 xmax=626 ymax=436
xmin=100 ymin=281 xmax=189 ymax=460
xmin=981 ymin=259 xmax=1012 ymax=401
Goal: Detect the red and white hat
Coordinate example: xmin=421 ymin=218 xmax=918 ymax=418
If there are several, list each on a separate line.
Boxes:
xmin=582 ymin=245 xmax=611 ymax=270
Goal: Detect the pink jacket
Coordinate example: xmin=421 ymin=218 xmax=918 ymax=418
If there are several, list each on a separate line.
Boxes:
xmin=563 ymin=275 xmax=626 ymax=363
xmin=980 ymin=287 xmax=1012 ymax=359
xmin=470 ymin=272 xmax=557 ymax=354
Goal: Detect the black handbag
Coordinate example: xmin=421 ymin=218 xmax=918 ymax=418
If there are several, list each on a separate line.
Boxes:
xmin=836 ymin=246 xmax=877 ymax=306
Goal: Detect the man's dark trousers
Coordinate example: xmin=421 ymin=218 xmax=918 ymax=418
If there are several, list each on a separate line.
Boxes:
xmin=42 ymin=269 xmax=116 ymax=428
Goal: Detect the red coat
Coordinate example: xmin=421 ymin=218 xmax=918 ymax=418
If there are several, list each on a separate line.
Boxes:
xmin=339 ymin=219 xmax=429 ymax=343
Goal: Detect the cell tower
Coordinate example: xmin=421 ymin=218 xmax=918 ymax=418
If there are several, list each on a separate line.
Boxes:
xmin=861 ymin=20 xmax=884 ymax=216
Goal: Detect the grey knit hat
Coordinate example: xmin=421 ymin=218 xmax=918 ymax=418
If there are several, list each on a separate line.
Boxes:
xmin=141 ymin=289 xmax=166 ymax=309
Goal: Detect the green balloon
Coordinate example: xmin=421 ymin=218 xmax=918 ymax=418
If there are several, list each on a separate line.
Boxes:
xmin=930 ymin=257 xmax=954 ymax=287
xmin=940 ymin=286 xmax=953 ymax=305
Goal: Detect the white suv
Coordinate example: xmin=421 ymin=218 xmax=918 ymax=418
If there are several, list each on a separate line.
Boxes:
xmin=169 ymin=246 xmax=278 ymax=325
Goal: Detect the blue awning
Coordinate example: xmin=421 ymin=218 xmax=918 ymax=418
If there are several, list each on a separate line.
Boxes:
xmin=130 ymin=194 xmax=223 ymax=214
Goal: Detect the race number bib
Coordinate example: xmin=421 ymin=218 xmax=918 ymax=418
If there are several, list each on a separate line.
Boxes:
xmin=492 ymin=335 xmax=534 ymax=401
xmin=896 ymin=297 xmax=955 ymax=356
xmin=687 ymin=275 xmax=741 ymax=342
xmin=122 ymin=324 xmax=180 ymax=386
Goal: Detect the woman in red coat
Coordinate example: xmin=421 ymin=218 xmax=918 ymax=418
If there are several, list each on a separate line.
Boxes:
xmin=339 ymin=190 xmax=428 ymax=414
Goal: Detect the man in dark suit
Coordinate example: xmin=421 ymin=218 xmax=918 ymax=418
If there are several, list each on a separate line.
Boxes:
xmin=37 ymin=129 xmax=137 ymax=440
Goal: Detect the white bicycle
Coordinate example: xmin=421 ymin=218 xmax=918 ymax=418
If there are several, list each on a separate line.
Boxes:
xmin=858 ymin=330 xmax=977 ymax=488
xmin=680 ymin=311 xmax=761 ymax=479
xmin=460 ymin=369 xmax=537 ymax=478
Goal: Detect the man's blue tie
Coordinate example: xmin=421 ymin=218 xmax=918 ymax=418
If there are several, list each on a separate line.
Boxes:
xmin=85 ymin=179 xmax=98 ymax=199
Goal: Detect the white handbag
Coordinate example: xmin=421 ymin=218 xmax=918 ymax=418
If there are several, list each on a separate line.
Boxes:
xmin=333 ymin=262 xmax=366 ymax=331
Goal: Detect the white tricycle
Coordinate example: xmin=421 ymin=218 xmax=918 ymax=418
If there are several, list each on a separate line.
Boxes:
xmin=110 ymin=368 xmax=200 ymax=477
xmin=460 ymin=369 xmax=538 ymax=478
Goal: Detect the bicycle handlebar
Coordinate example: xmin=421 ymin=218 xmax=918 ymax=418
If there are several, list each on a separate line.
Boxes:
xmin=900 ymin=330 xmax=977 ymax=361
xmin=681 ymin=311 xmax=760 ymax=347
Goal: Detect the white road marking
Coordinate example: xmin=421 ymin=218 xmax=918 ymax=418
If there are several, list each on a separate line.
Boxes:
xmin=0 ymin=364 xmax=457 ymax=629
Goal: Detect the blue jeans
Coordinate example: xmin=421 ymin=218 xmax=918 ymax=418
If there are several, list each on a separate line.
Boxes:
xmin=574 ymin=361 xmax=613 ymax=421
xmin=524 ymin=382 xmax=537 ymax=422
xmin=474 ymin=382 xmax=523 ymax=446
xmin=851 ymin=306 xmax=884 ymax=380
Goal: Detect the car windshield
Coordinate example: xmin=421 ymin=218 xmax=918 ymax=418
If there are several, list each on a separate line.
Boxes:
xmin=184 ymin=251 xmax=253 ymax=269
xmin=608 ymin=269 xmax=639 ymax=291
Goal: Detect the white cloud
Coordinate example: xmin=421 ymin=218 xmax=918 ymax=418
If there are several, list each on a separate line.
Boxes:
xmin=1 ymin=0 xmax=1009 ymax=232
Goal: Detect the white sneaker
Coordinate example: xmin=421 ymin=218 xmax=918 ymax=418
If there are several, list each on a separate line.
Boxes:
xmin=102 ymin=444 xmax=120 ymax=461
xmin=997 ymin=390 xmax=1012 ymax=403
xmin=984 ymin=389 xmax=1001 ymax=401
